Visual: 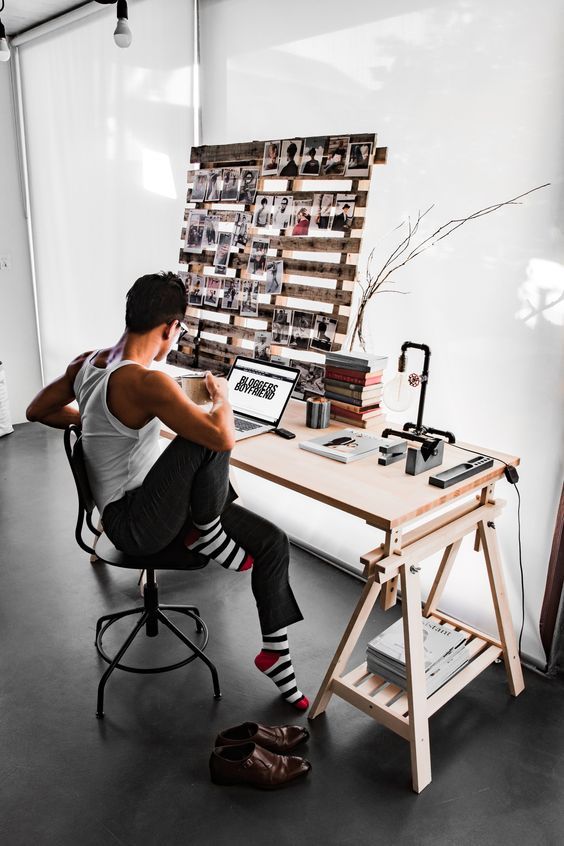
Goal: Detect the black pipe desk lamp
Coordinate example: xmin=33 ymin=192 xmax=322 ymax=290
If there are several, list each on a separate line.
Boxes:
xmin=381 ymin=342 xmax=456 ymax=475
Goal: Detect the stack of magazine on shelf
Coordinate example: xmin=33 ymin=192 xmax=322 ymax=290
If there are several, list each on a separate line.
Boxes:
xmin=324 ymin=350 xmax=388 ymax=430
xmin=366 ymin=617 xmax=470 ymax=697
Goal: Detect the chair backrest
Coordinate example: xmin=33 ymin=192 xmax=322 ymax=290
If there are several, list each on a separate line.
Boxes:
xmin=64 ymin=424 xmax=100 ymax=555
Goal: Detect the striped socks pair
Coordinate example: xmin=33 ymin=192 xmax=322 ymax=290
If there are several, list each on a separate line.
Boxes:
xmin=185 ymin=518 xmax=254 ymax=572
xmin=255 ymin=627 xmax=309 ymax=711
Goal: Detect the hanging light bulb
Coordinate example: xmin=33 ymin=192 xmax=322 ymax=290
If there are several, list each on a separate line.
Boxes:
xmin=383 ymin=351 xmax=416 ymax=412
xmin=114 ymin=0 xmax=132 ymax=48
xmin=0 ymin=5 xmax=10 ymax=63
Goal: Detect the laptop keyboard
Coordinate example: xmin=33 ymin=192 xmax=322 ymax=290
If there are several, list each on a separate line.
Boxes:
xmin=234 ymin=417 xmax=262 ymax=432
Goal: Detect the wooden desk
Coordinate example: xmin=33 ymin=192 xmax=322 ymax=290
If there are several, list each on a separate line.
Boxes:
xmin=164 ymin=399 xmax=524 ymax=792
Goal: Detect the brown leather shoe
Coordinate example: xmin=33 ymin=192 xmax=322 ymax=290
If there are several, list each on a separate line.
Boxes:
xmin=210 ymin=742 xmax=311 ymax=789
xmin=214 ymin=721 xmax=309 ymax=754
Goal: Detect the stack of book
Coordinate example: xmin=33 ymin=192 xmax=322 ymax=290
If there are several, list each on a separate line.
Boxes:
xmin=325 ymin=350 xmax=388 ymax=429
xmin=366 ymin=618 xmax=469 ymax=698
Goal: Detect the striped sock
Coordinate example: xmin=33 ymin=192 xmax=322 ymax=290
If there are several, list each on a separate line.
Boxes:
xmin=254 ymin=627 xmax=309 ymax=711
xmin=185 ymin=517 xmax=253 ymax=572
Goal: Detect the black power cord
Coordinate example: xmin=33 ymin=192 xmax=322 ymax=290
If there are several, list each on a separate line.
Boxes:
xmin=450 ymin=443 xmax=525 ymax=657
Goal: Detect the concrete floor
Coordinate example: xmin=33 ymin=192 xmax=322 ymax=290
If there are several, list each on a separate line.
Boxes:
xmin=1 ymin=424 xmax=563 ymax=846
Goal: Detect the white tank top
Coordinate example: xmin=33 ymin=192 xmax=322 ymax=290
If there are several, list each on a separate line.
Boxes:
xmin=73 ymin=352 xmax=161 ymax=514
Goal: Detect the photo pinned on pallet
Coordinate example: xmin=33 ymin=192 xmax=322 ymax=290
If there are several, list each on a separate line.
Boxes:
xmin=291 ymin=359 xmax=325 ymax=398
xmin=221 ymin=167 xmax=240 ymax=201
xmin=222 ymin=279 xmax=240 ymax=310
xmin=299 ymin=136 xmax=327 ymax=175
xmin=188 ymin=274 xmax=204 ymax=306
xmin=310 ymin=193 xmax=334 ymax=232
xmin=279 ymin=139 xmax=303 ymax=177
xmin=254 ymin=330 xmax=273 ymax=362
xmin=272 ymin=308 xmax=293 ymax=345
xmin=291 ymin=199 xmax=313 ymax=236
xmin=191 ymin=170 xmax=209 ymax=202
xmin=204 ymin=277 xmax=221 ymax=308
xmin=233 ymin=211 xmax=251 ymax=248
xmin=323 ymin=136 xmax=349 ymax=175
xmin=262 ymin=141 xmax=281 ymax=175
xmin=202 ymin=213 xmax=220 ymax=249
xmin=288 ymin=310 xmax=316 ymax=350
xmin=214 ymin=232 xmax=233 ymax=275
xmin=310 ymin=314 xmax=338 ymax=352
xmin=271 ymin=195 xmax=294 ymax=230
xmin=240 ymin=280 xmax=260 ymax=317
xmin=253 ymin=195 xmax=273 ymax=228
xmin=331 ymin=194 xmax=356 ymax=233
xmin=185 ymin=210 xmax=207 ymax=253
xmin=345 ymin=141 xmax=373 ymax=177
xmin=205 ymin=169 xmax=222 ymax=202
xmin=247 ymin=237 xmax=269 ymax=280
xmin=238 ymin=167 xmax=260 ymax=204
xmin=177 ymin=269 xmax=189 ymax=290
xmin=265 ymin=258 xmax=284 ymax=294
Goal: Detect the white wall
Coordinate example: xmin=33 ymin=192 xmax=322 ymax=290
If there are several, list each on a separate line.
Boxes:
xmin=18 ymin=0 xmax=194 ymax=384
xmin=0 ymin=66 xmax=42 ymax=423
xmin=200 ymin=0 xmax=564 ymax=667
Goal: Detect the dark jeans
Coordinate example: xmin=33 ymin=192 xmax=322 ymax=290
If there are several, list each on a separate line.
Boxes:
xmin=102 ymin=436 xmax=303 ymax=634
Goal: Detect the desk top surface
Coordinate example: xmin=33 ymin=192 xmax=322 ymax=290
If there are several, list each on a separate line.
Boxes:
xmin=227 ymin=400 xmax=519 ymax=532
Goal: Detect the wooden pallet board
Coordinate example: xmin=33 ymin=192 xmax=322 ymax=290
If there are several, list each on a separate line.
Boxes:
xmin=170 ymin=134 xmax=386 ymax=376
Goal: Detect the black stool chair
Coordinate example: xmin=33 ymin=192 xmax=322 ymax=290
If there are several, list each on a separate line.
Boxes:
xmin=64 ymin=424 xmax=221 ymax=718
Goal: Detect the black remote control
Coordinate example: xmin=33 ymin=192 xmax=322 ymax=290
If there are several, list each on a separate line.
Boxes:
xmin=274 ymin=428 xmax=296 ymax=440
xmin=429 ymin=455 xmax=494 ymax=488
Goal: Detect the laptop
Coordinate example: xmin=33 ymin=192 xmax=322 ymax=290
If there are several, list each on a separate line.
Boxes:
xmin=226 ymin=356 xmax=300 ymax=441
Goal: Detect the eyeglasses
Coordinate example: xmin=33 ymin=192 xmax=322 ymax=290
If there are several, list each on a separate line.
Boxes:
xmin=170 ymin=319 xmax=189 ymax=337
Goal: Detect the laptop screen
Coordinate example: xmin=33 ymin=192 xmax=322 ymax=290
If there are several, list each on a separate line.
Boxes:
xmin=227 ymin=357 xmax=300 ymax=425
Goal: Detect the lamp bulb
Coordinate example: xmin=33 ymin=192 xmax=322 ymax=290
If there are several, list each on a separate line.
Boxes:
xmin=114 ymin=18 xmax=132 ymax=48
xmin=383 ymin=371 xmax=414 ymax=412
xmin=0 ymin=37 xmax=10 ymax=61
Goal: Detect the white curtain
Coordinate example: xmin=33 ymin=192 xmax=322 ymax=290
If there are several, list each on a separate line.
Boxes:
xmin=19 ymin=0 xmax=193 ymax=382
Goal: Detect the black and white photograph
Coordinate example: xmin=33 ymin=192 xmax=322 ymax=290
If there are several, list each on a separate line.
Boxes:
xmin=177 ymin=269 xmax=189 ymax=290
xmin=238 ymin=167 xmax=260 ymax=204
xmin=291 ymin=359 xmax=326 ymax=398
xmin=271 ymin=195 xmax=294 ymax=229
xmin=191 ymin=170 xmax=209 ymax=201
xmin=239 ymin=280 xmax=259 ymax=317
xmin=247 ymin=237 xmax=269 ymax=279
xmin=288 ymin=310 xmax=315 ymax=349
xmin=221 ymin=167 xmax=240 ymax=200
xmin=262 ymin=141 xmax=280 ymax=175
xmin=188 ymin=274 xmax=204 ymax=305
xmin=272 ymin=308 xmax=293 ymax=344
xmin=323 ymin=136 xmax=349 ymax=175
xmin=253 ymin=195 xmax=273 ymax=228
xmin=331 ymin=193 xmax=356 ymax=232
xmin=184 ymin=210 xmax=206 ymax=253
xmin=253 ymin=330 xmax=272 ymax=361
xmin=299 ymin=136 xmax=327 ymax=175
xmin=233 ymin=211 xmax=251 ymax=247
xmin=345 ymin=141 xmax=373 ymax=177
xmin=204 ymin=277 xmax=221 ymax=308
xmin=221 ymin=279 xmax=240 ymax=310
xmin=291 ymin=199 xmax=313 ymax=236
xmin=265 ymin=259 xmax=284 ymax=294
xmin=278 ymin=139 xmax=303 ymax=177
xmin=310 ymin=193 xmax=334 ymax=232
xmin=310 ymin=314 xmax=338 ymax=352
xmin=214 ymin=232 xmax=232 ymax=274
xmin=205 ymin=169 xmax=222 ymax=201
xmin=202 ymin=213 xmax=220 ymax=248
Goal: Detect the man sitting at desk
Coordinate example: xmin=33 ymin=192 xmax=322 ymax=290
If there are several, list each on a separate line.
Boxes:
xmin=26 ymin=272 xmax=308 ymax=711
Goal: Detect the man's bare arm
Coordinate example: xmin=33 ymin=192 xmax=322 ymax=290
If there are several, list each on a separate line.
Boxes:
xmin=26 ymin=352 xmax=92 ymax=429
xmin=142 ymin=370 xmax=236 ymax=452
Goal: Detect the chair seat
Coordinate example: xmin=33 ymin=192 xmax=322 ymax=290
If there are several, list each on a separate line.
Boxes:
xmin=94 ymin=532 xmax=208 ymax=571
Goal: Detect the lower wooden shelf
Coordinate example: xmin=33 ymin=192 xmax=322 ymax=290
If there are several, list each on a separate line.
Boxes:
xmin=333 ymin=613 xmax=503 ymax=740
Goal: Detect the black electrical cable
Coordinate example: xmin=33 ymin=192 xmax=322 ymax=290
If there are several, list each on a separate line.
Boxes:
xmin=450 ymin=442 xmax=525 ymax=657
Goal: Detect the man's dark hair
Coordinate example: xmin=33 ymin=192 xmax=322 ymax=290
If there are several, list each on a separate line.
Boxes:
xmin=125 ymin=271 xmax=187 ymax=333
xmin=287 ymin=142 xmax=297 ymax=159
